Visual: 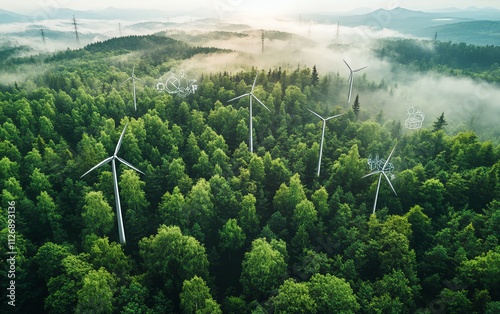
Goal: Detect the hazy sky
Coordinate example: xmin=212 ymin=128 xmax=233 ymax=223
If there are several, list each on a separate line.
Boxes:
xmin=3 ymin=0 xmax=500 ymax=15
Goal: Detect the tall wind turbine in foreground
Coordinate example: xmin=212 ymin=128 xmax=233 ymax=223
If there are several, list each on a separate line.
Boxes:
xmin=81 ymin=123 xmax=144 ymax=244
xmin=362 ymin=144 xmax=397 ymax=214
xmin=121 ymin=65 xmax=143 ymax=111
xmin=228 ymin=73 xmax=270 ymax=153
xmin=343 ymin=59 xmax=366 ymax=103
xmin=307 ymin=108 xmax=344 ymax=176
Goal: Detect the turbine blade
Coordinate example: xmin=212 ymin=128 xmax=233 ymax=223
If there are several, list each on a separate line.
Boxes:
xmin=80 ymin=157 xmax=113 ymax=178
xmin=134 ymin=77 xmax=144 ymax=83
xmin=116 ymin=157 xmax=145 ymax=175
xmin=228 ymin=93 xmax=249 ymax=102
xmin=132 ymin=64 xmax=135 ymax=76
xmin=343 ymin=59 xmax=352 ymax=71
xmin=362 ymin=170 xmax=381 ymax=178
xmin=383 ymin=144 xmax=397 ymax=169
xmin=325 ymin=113 xmax=344 ymax=121
xmin=253 ymin=95 xmax=270 ymax=111
xmin=251 ymin=73 xmax=258 ymax=92
xmin=353 ymin=66 xmax=367 ymax=72
xmin=114 ymin=123 xmax=129 ymax=156
xmin=120 ymin=77 xmax=131 ymax=85
xmin=382 ymin=172 xmax=397 ymax=196
xmin=307 ymin=108 xmax=323 ymax=120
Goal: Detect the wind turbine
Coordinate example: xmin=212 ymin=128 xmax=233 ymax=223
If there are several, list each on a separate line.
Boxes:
xmin=80 ymin=123 xmax=144 ymax=245
xmin=362 ymin=144 xmax=397 ymax=214
xmin=228 ymin=73 xmax=270 ymax=153
xmin=307 ymin=108 xmax=344 ymax=176
xmin=343 ymin=59 xmax=366 ymax=103
xmin=121 ymin=65 xmax=143 ymax=111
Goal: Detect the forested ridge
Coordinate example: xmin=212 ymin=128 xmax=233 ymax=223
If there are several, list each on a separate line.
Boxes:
xmin=375 ymin=38 xmax=500 ymax=83
xmin=1 ymin=34 xmax=499 ymax=313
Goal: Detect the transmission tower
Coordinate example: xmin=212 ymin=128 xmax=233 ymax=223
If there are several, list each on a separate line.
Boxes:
xmin=40 ymin=27 xmax=46 ymax=44
xmin=261 ymin=30 xmax=264 ymax=53
xmin=73 ymin=15 xmax=80 ymax=45
xmin=119 ymin=23 xmax=122 ymax=37
xmin=337 ymin=21 xmax=340 ymax=39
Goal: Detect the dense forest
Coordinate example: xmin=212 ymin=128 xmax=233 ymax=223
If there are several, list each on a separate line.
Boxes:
xmin=375 ymin=38 xmax=500 ymax=82
xmin=1 ymin=34 xmax=499 ymax=313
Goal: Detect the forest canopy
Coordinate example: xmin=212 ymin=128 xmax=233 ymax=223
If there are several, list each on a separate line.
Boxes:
xmin=0 ymin=34 xmax=499 ymax=313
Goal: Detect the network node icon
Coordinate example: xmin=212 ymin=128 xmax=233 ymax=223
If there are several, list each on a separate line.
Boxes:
xmin=363 ymin=145 xmax=398 ymax=214
xmin=405 ymin=106 xmax=425 ymax=129
xmin=156 ymin=70 xmax=197 ymax=98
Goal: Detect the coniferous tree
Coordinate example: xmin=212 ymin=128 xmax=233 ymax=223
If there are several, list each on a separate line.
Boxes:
xmin=352 ymin=95 xmax=360 ymax=118
xmin=433 ymin=112 xmax=448 ymax=132
xmin=311 ymin=65 xmax=319 ymax=86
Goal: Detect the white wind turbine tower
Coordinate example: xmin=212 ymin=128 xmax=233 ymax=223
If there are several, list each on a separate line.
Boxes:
xmin=362 ymin=144 xmax=397 ymax=214
xmin=307 ymin=108 xmax=344 ymax=176
xmin=121 ymin=65 xmax=143 ymax=111
xmin=80 ymin=123 xmax=144 ymax=245
xmin=343 ymin=59 xmax=366 ymax=103
xmin=228 ymin=73 xmax=270 ymax=153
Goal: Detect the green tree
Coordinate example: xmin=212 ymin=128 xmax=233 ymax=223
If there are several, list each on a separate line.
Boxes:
xmin=120 ymin=169 xmax=149 ymax=244
xmin=308 ymin=273 xmax=359 ymax=313
xmin=139 ymin=225 xmax=209 ymax=294
xmin=82 ymin=191 xmax=115 ymax=236
xmin=158 ymin=186 xmax=188 ymax=228
xmin=352 ymin=94 xmax=360 ymax=118
xmin=45 ymin=254 xmax=93 ymax=314
xmin=432 ymin=112 xmax=448 ymax=132
xmin=240 ymin=238 xmax=288 ymax=300
xmin=238 ymin=193 xmax=260 ymax=236
xmin=75 ymin=268 xmax=117 ymax=314
xmin=180 ymin=275 xmax=221 ymax=314
xmin=311 ymin=65 xmax=319 ymax=86
xmin=272 ymin=279 xmax=317 ymax=314
xmin=37 ymin=191 xmax=65 ymax=242
xmin=273 ymin=173 xmax=307 ymax=219
xmin=89 ymin=237 xmax=132 ymax=281
xmin=219 ymin=218 xmax=246 ymax=252
xmin=186 ymin=178 xmax=214 ymax=234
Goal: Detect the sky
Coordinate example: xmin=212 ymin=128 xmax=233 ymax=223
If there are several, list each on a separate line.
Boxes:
xmin=3 ymin=0 xmax=500 ymax=16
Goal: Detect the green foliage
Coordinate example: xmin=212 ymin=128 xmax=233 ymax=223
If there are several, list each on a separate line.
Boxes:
xmin=75 ymin=268 xmax=117 ymax=314
xmin=308 ymin=273 xmax=359 ymax=313
xmin=1 ymin=33 xmax=499 ymax=313
xmin=219 ymin=218 xmax=246 ymax=251
xmin=272 ymin=279 xmax=317 ymax=314
xmin=139 ymin=225 xmax=209 ymax=294
xmin=82 ymin=191 xmax=114 ymax=236
xmin=240 ymin=238 xmax=288 ymax=300
xmin=180 ymin=276 xmax=221 ymax=314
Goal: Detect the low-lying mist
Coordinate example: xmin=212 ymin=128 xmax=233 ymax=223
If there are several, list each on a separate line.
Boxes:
xmin=1 ymin=12 xmax=498 ymax=141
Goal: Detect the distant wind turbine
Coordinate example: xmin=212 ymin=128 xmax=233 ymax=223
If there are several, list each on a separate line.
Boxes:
xmin=343 ymin=59 xmax=366 ymax=103
xmin=307 ymin=108 xmax=344 ymax=176
xmin=80 ymin=123 xmax=144 ymax=245
xmin=121 ymin=65 xmax=143 ymax=111
xmin=228 ymin=73 xmax=270 ymax=153
xmin=362 ymin=144 xmax=397 ymax=214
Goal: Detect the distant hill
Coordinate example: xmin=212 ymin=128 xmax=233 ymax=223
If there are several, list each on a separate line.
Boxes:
xmin=0 ymin=9 xmax=29 ymax=23
xmin=424 ymin=21 xmax=500 ymax=46
xmin=305 ymin=7 xmax=500 ymax=46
